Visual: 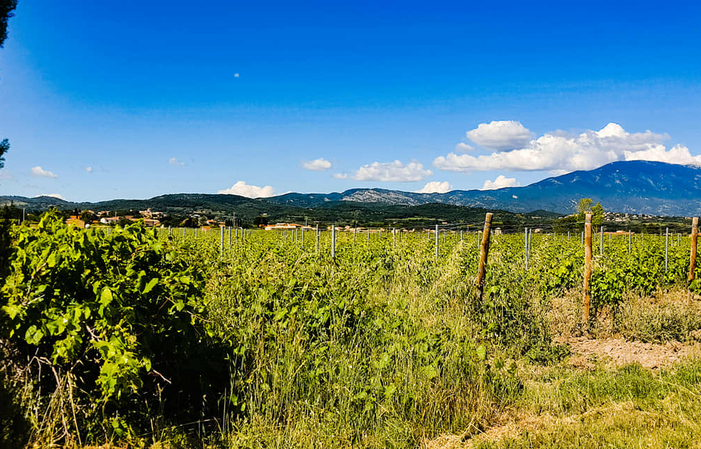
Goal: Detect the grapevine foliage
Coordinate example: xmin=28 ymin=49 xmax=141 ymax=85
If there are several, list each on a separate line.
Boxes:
xmin=0 ymin=212 xmax=225 ymax=438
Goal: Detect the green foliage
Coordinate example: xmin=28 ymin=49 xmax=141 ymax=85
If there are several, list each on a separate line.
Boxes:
xmin=591 ymin=202 xmax=605 ymax=227
xmin=79 ymin=210 xmax=96 ymax=224
xmin=0 ymin=138 xmax=8 ymax=170
xmin=575 ymin=198 xmax=604 ymax=227
xmin=0 ymin=212 xmax=225 ymax=442
xmin=576 ymin=198 xmax=593 ymax=216
xmin=0 ymin=1 xmax=16 ymax=49
xmin=2 ymin=217 xmax=698 ymax=446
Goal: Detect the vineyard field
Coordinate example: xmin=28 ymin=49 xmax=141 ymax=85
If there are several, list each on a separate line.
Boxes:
xmin=2 ymin=214 xmax=701 ymax=447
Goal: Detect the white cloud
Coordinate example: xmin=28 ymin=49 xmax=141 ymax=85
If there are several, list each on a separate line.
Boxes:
xmin=169 ymin=157 xmax=185 ymax=166
xmin=350 ymin=160 xmax=433 ymax=182
xmin=415 ymin=181 xmax=453 ymax=194
xmin=36 ymin=193 xmax=65 ymax=200
xmin=31 ymin=166 xmax=58 ymax=178
xmin=455 ymin=143 xmax=474 ymax=153
xmin=434 ymin=122 xmax=697 ymax=173
xmin=333 ymin=173 xmax=348 ymax=179
xmin=85 ymin=166 xmax=93 ymax=173
xmin=302 ymin=158 xmax=332 ymax=171
xmin=623 ymin=143 xmax=701 ymax=165
xmin=218 ymin=181 xmax=275 ymax=198
xmin=466 ymin=120 xmax=534 ymax=151
xmin=482 ymin=175 xmax=518 ymax=190
xmin=234 ymin=73 xmax=240 ymax=78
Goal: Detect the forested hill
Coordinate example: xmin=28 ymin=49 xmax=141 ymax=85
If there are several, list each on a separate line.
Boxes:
xmin=3 ymin=160 xmax=701 ymax=219
xmin=0 ymin=193 xmax=561 ymax=229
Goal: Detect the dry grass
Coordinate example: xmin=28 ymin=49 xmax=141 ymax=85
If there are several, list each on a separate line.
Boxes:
xmin=425 ymin=288 xmax=701 ymax=449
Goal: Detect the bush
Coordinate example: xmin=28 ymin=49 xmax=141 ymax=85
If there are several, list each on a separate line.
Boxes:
xmin=0 ymin=213 xmax=227 ymax=444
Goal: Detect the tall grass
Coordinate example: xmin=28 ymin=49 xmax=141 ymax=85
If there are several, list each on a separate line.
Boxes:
xmin=203 ymin=232 xmax=545 ymax=447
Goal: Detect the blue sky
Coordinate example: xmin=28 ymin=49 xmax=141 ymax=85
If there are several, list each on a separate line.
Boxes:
xmin=0 ymin=0 xmax=700 ymax=201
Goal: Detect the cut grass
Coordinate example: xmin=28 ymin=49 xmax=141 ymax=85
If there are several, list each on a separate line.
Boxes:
xmin=461 ymin=359 xmax=701 ymax=448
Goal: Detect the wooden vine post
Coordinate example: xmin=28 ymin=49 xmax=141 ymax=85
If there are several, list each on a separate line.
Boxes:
xmin=476 ymin=212 xmax=493 ymax=301
xmin=583 ymin=213 xmax=593 ymax=322
xmin=688 ymin=217 xmax=699 ymax=301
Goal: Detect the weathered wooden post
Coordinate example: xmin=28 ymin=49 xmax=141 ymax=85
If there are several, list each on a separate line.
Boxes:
xmin=220 ymin=225 xmax=224 ymax=261
xmin=688 ymin=217 xmax=698 ymax=287
xmin=476 ymin=213 xmax=493 ymax=301
xmin=316 ymin=224 xmax=320 ymax=255
xmin=583 ymin=213 xmax=593 ymax=322
xmin=435 ymin=224 xmax=439 ymax=258
xmin=665 ymin=227 xmax=669 ymax=272
xmin=524 ymin=227 xmax=529 ymax=270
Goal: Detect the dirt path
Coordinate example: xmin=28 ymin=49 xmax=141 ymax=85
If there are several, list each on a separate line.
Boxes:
xmin=565 ymin=335 xmax=692 ymax=370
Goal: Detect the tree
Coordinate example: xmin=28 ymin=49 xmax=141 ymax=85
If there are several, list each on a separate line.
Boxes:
xmin=576 ymin=198 xmax=605 ymax=227
xmin=79 ymin=210 xmax=96 ymax=224
xmin=0 ymin=138 xmax=7 ymax=169
xmin=0 ymin=0 xmax=17 ymax=49
xmin=117 ymin=216 xmax=132 ymax=228
xmin=253 ymin=215 xmax=268 ymax=227
xmin=576 ymin=198 xmax=593 ymax=218
xmin=180 ymin=216 xmax=198 ymax=228
xmin=591 ymin=202 xmax=605 ymax=227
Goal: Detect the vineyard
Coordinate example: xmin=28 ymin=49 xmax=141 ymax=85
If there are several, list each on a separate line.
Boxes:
xmin=2 ymin=211 xmax=701 ymax=447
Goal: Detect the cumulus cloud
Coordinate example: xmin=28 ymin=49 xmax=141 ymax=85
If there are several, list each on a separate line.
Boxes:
xmin=218 ymin=181 xmax=275 ymax=198
xmin=623 ymin=144 xmax=701 ymax=165
xmin=234 ymin=73 xmax=240 ymax=78
xmin=415 ymin=181 xmax=453 ymax=194
xmin=85 ymin=166 xmax=93 ymax=173
xmin=333 ymin=173 xmax=348 ymax=179
xmin=349 ymin=160 xmax=432 ymax=182
xmin=466 ymin=120 xmax=534 ymax=151
xmin=169 ymin=157 xmax=185 ymax=166
xmin=482 ymin=175 xmax=518 ymax=190
xmin=455 ymin=143 xmax=474 ymax=153
xmin=36 ymin=193 xmax=65 ymax=200
xmin=434 ymin=122 xmax=699 ymax=173
xmin=31 ymin=166 xmax=58 ymax=178
xmin=302 ymin=158 xmax=332 ymax=171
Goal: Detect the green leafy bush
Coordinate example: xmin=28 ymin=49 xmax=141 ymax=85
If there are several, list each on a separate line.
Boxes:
xmin=0 ymin=212 xmax=225 ymax=443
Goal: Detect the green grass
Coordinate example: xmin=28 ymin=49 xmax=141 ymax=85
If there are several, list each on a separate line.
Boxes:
xmin=472 ymin=360 xmax=701 ymax=449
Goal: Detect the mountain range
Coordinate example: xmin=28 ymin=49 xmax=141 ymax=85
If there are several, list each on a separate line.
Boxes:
xmin=2 ymin=160 xmax=701 ymax=217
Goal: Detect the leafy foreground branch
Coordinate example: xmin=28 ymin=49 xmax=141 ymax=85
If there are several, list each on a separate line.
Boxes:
xmin=0 ymin=213 xmax=227 ymax=446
